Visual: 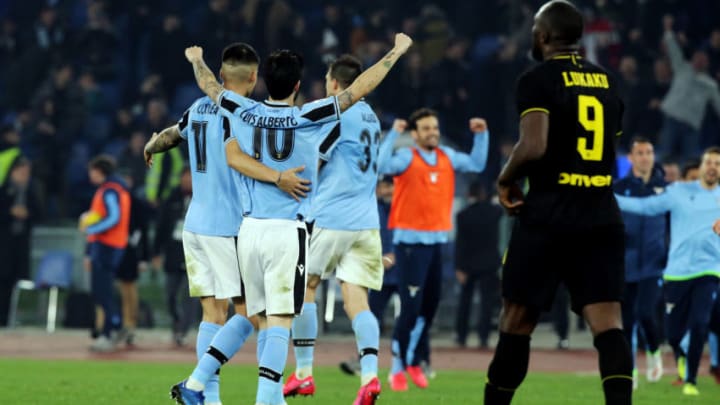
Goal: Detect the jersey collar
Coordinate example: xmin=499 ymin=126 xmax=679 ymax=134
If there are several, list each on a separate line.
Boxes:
xmin=262 ymin=100 xmax=292 ymax=108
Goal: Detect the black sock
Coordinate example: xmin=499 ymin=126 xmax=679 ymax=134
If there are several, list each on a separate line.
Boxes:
xmin=594 ymin=328 xmax=632 ymax=405
xmin=484 ymin=332 xmax=531 ymax=405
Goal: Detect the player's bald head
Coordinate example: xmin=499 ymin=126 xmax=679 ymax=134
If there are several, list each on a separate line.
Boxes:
xmin=220 ymin=42 xmax=260 ymax=85
xmin=535 ymin=1 xmax=583 ymax=46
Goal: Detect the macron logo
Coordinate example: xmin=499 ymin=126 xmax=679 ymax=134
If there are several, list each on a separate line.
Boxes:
xmin=297 ymin=264 xmax=305 ymax=275
xmin=665 ymin=303 xmax=675 ymax=314
xmin=408 ymin=286 xmax=420 ymax=297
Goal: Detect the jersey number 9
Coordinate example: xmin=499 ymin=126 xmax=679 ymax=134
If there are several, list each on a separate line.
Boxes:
xmin=577 ymin=95 xmax=604 ymax=161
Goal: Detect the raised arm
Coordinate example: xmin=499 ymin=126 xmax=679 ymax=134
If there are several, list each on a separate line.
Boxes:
xmin=614 ymin=192 xmax=673 ymax=216
xmin=378 ymin=119 xmax=412 ymax=175
xmin=445 ymin=118 xmax=490 ymax=173
xmin=662 ymin=16 xmax=688 ymax=73
xmin=144 ymin=124 xmax=184 ymax=167
xmin=336 ymin=34 xmax=413 ymax=112
xmin=185 ymin=46 xmax=224 ymax=103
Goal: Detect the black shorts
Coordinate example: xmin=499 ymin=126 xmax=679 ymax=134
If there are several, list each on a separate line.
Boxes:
xmin=502 ymin=222 xmax=625 ymax=315
xmin=115 ymin=249 xmax=138 ymax=282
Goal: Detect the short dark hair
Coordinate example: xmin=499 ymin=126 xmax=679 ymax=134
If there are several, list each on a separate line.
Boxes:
xmin=703 ymin=146 xmax=720 ymax=156
xmin=88 ymin=155 xmax=116 ymax=177
xmin=682 ymin=160 xmax=700 ymax=178
xmin=264 ymin=50 xmax=304 ymax=100
xmin=328 ymin=54 xmax=363 ymax=89
xmin=408 ymin=108 xmax=438 ymax=130
xmin=539 ymin=0 xmax=584 ymax=46
xmin=630 ymin=136 xmax=652 ymax=151
xmin=222 ymin=42 xmax=260 ymax=66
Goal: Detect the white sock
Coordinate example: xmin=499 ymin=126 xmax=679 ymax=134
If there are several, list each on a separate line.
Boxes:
xmin=186 ymin=376 xmax=205 ymax=391
xmin=295 ymin=366 xmax=313 ymax=379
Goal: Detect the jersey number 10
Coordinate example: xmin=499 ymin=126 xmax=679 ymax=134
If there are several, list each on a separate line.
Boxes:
xmin=577 ymin=95 xmax=604 ymax=161
xmin=252 ymin=127 xmax=295 ymax=162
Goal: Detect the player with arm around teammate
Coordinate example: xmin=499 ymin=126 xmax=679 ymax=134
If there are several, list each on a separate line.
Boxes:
xmin=180 ymin=34 xmax=413 ymax=405
xmin=144 ymin=43 xmax=307 ymax=405
xmin=282 ymin=54 xmax=386 ymax=404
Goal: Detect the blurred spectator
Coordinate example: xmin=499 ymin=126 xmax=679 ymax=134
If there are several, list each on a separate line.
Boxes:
xmin=21 ymin=6 xmax=66 ymax=53
xmin=454 ymin=182 xmax=501 ymax=349
xmin=148 ymin=13 xmax=191 ymax=99
xmin=74 ymin=1 xmax=118 ymax=81
xmin=705 ymin=28 xmax=720 ymax=82
xmin=0 ymin=158 xmax=39 ymax=326
xmin=0 ymin=125 xmax=22 ymax=186
xmin=682 ymin=160 xmax=700 ymax=181
xmin=145 ymin=147 xmax=183 ymax=207
xmin=153 ymin=167 xmax=198 ymax=346
xmin=636 ymin=59 xmax=672 ymax=144
xmin=416 ymin=5 xmax=450 ymax=69
xmin=114 ymin=171 xmax=150 ymax=346
xmin=118 ymin=130 xmax=149 ymax=195
xmin=658 ymin=17 xmax=720 ymax=159
xmin=426 ymin=38 xmax=471 ymax=145
xmin=111 ymin=107 xmax=137 ymax=142
xmin=616 ymin=55 xmax=640 ymax=141
xmin=198 ymin=0 xmax=236 ymax=72
xmin=662 ymin=161 xmax=681 ymax=183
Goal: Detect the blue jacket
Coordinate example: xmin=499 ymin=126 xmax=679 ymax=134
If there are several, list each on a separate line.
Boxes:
xmin=378 ymin=199 xmax=397 ymax=286
xmin=613 ymin=168 xmax=668 ymax=282
xmin=615 ymin=180 xmax=720 ymax=281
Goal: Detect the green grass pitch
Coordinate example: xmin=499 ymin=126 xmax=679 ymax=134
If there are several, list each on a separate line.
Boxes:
xmin=2 ymin=359 xmax=719 ymax=404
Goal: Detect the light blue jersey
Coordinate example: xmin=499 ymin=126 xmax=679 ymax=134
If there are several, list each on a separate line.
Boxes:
xmin=615 ymin=180 xmax=720 ymax=280
xmin=217 ymin=90 xmax=341 ymax=220
xmin=377 ymin=128 xmax=490 ymax=244
xmin=312 ymin=101 xmax=382 ymax=230
xmin=178 ymin=96 xmax=244 ymax=236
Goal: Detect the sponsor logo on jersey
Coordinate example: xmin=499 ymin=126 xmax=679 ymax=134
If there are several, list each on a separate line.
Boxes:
xmin=558 ymin=172 xmax=612 ymax=188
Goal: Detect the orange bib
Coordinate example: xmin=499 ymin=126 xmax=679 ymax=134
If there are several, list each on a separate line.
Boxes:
xmin=87 ymin=181 xmax=131 ymax=249
xmin=388 ymin=148 xmax=455 ymax=231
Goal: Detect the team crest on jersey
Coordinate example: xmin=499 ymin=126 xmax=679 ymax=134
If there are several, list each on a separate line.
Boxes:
xmin=665 ymin=303 xmax=675 ymax=314
xmin=408 ymin=285 xmax=420 ymax=297
xmin=653 ymin=187 xmax=664 ymax=194
xmin=429 ymin=172 xmax=439 ymax=183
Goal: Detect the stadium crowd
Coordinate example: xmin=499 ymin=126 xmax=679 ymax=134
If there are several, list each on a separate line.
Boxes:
xmin=0 ymin=0 xmax=719 ymax=222
xmin=1 ymin=0 xmax=720 ymax=392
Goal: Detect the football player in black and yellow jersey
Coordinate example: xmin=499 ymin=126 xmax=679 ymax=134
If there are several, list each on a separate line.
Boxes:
xmin=484 ymin=1 xmax=632 ymax=404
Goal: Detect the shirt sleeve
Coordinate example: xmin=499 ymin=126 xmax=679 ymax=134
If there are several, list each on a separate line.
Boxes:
xmin=298 ymin=96 xmax=341 ymax=126
xmin=515 ymin=69 xmax=552 ymax=117
xmin=317 ymin=121 xmax=342 ymax=161
xmin=217 ymin=89 xmax=257 ymax=118
xmin=443 ymin=130 xmax=489 ymax=173
xmin=86 ymin=190 xmax=121 ymax=235
xmin=614 ymin=190 xmax=673 ymax=216
xmin=377 ymin=129 xmax=413 ymax=175
xmin=177 ymin=109 xmax=190 ymax=139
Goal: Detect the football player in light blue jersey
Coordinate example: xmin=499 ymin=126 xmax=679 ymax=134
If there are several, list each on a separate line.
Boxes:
xmin=283 ymin=55 xmax=385 ymax=402
xmin=145 ymin=44 xmax=308 ymax=405
xmin=183 ymin=33 xmax=413 ymax=405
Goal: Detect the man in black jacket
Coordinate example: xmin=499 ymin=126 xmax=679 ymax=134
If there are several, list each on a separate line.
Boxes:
xmin=0 ymin=158 xmax=40 ymax=326
xmin=454 ymin=181 xmax=502 ymax=348
xmin=153 ymin=167 xmax=198 ymax=345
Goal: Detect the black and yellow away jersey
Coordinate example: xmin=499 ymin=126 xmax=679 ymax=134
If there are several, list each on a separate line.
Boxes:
xmin=515 ymin=54 xmax=624 ymax=228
